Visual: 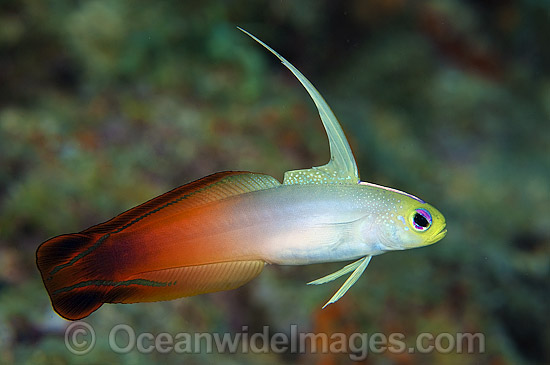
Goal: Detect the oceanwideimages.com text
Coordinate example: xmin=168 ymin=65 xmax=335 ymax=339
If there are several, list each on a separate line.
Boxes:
xmin=65 ymin=322 xmax=485 ymax=360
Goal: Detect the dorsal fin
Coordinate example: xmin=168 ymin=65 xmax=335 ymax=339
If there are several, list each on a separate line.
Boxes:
xmin=36 ymin=171 xmax=279 ymax=320
xmin=38 ymin=171 xmax=279 ymax=287
xmin=239 ymin=28 xmax=359 ymax=185
xmin=82 ymin=171 xmax=280 ymax=235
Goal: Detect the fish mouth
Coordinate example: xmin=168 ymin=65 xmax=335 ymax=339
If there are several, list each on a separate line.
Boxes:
xmin=428 ymin=224 xmax=447 ymax=244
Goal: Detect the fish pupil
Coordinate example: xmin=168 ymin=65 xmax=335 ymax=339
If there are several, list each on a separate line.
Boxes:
xmin=414 ymin=213 xmax=429 ymax=228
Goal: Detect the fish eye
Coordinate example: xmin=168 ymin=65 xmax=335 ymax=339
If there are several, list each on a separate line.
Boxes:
xmin=411 ymin=208 xmax=432 ymax=232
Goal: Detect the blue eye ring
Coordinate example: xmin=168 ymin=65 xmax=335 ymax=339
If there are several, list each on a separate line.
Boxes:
xmin=411 ymin=208 xmax=432 ymax=232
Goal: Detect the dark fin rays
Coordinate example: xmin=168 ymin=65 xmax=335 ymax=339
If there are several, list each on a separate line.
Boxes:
xmin=36 ymin=171 xmax=279 ymax=320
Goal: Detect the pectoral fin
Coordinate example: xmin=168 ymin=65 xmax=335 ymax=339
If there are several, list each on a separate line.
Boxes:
xmin=239 ymin=28 xmax=359 ymax=185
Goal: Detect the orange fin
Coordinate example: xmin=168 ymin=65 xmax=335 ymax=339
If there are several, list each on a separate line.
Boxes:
xmin=81 ymin=171 xmax=280 ymax=236
xmin=116 ymin=260 xmax=265 ymax=303
xmin=47 ymin=260 xmax=265 ymax=320
xmin=36 ymin=171 xmax=279 ymax=320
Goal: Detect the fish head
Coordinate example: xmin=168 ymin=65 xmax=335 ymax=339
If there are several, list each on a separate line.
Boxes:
xmin=358 ymin=183 xmax=447 ymax=251
xmin=382 ymin=199 xmax=446 ymax=251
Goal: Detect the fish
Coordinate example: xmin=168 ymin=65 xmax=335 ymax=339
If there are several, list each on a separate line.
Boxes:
xmin=36 ymin=28 xmax=447 ymax=321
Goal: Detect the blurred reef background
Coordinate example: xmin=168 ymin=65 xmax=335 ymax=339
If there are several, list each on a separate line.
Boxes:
xmin=0 ymin=1 xmax=549 ymax=364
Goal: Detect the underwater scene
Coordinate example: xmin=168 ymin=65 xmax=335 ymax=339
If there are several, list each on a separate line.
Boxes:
xmin=0 ymin=1 xmax=548 ymax=364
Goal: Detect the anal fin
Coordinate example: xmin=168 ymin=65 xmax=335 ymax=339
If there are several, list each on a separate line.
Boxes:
xmin=111 ymin=260 xmax=266 ymax=304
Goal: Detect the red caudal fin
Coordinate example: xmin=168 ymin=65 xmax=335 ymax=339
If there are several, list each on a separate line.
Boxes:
xmin=36 ymin=231 xmax=108 ymax=320
xmin=36 ymin=171 xmax=279 ymax=320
